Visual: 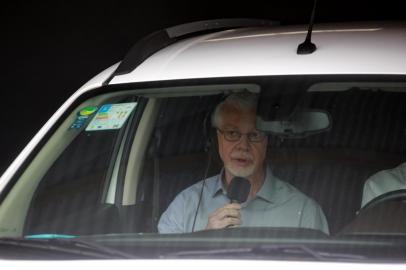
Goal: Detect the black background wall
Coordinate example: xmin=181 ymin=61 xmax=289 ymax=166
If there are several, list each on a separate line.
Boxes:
xmin=1 ymin=0 xmax=406 ymax=174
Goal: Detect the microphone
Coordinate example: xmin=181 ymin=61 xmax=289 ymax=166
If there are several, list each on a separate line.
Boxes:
xmin=227 ymin=177 xmax=251 ymax=203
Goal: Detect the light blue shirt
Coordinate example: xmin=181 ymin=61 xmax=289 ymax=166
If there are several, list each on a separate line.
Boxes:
xmin=158 ymin=167 xmax=329 ymax=234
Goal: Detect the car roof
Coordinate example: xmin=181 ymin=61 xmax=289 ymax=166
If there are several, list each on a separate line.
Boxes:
xmin=107 ymin=21 xmax=406 ymax=85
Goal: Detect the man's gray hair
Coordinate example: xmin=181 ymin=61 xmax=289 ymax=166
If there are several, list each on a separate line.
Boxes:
xmin=211 ymin=91 xmax=259 ymax=128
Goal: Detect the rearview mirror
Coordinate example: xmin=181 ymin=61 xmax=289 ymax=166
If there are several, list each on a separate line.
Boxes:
xmin=256 ymin=110 xmax=331 ymax=138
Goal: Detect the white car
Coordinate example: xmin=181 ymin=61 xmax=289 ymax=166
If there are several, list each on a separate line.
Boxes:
xmin=1 ymin=18 xmax=406 ymax=269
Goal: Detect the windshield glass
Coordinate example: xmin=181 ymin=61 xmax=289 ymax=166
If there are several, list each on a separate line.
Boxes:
xmin=1 ymin=75 xmax=406 ymax=261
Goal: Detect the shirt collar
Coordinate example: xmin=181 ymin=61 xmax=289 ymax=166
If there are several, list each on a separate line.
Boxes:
xmin=255 ymin=166 xmax=278 ymax=203
xmin=211 ymin=166 xmax=279 ymax=203
xmin=211 ymin=168 xmax=227 ymax=197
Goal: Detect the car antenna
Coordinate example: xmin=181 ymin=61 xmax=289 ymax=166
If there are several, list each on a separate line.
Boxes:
xmin=297 ymin=0 xmax=318 ymax=55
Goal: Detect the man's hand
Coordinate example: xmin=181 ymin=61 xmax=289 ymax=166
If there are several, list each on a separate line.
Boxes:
xmin=205 ymin=203 xmax=242 ymax=230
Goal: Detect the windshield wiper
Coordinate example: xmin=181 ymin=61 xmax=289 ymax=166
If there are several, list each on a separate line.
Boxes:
xmin=165 ymin=244 xmax=366 ymax=262
xmin=0 ymin=237 xmax=133 ymax=259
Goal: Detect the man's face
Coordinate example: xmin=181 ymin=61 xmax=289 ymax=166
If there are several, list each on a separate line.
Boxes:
xmin=217 ymin=105 xmax=268 ymax=179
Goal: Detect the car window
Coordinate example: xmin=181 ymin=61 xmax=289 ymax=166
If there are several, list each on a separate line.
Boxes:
xmin=1 ymin=76 xmax=406 ymax=261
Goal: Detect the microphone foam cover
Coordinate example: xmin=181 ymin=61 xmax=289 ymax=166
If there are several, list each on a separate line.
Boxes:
xmin=227 ymin=177 xmax=251 ymax=203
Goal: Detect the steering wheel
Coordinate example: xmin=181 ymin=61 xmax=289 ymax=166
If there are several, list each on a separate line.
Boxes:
xmin=360 ymin=189 xmax=406 ymax=211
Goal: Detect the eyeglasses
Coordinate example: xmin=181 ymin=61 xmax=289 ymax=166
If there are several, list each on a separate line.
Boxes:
xmin=217 ymin=129 xmax=266 ymax=143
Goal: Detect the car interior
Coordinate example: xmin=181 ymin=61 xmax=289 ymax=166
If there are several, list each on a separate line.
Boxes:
xmin=19 ymin=79 xmax=406 ymax=237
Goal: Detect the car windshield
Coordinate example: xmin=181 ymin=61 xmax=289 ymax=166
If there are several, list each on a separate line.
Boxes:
xmin=1 ymin=75 xmax=406 ymax=261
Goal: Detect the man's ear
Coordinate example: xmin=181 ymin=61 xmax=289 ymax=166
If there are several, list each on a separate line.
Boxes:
xmin=203 ymin=93 xmax=226 ymax=168
xmin=209 ymin=127 xmax=218 ymax=149
xmin=209 ymin=127 xmax=223 ymax=166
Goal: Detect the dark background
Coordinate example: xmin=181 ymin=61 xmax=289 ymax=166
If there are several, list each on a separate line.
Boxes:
xmin=1 ymin=0 xmax=406 ymax=174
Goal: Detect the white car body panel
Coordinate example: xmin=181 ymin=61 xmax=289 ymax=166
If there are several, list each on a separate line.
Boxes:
xmin=1 ymin=259 xmax=406 ymax=270
xmin=110 ymin=22 xmax=406 ymax=84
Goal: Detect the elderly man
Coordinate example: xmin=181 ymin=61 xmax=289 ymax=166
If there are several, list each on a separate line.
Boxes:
xmin=158 ymin=92 xmax=329 ymax=234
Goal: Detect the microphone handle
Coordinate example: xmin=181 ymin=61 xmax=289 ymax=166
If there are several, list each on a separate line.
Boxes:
xmin=226 ymin=200 xmax=240 ymax=228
